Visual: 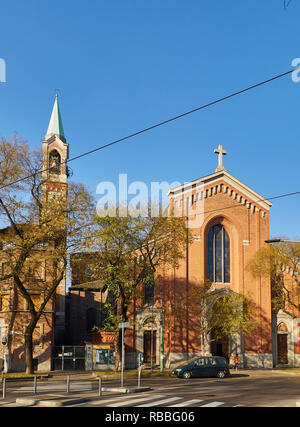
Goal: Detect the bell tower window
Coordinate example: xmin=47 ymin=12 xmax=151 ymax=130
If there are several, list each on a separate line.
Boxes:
xmin=49 ymin=150 xmax=61 ymax=175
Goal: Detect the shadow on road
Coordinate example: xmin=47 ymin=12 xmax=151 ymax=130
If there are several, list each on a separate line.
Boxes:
xmin=228 ymin=373 xmax=250 ymax=378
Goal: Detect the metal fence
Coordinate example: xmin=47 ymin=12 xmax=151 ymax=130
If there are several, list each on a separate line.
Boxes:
xmin=52 ymin=346 xmax=86 ymax=371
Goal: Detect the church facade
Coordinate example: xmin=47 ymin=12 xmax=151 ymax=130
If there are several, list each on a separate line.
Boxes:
xmin=161 ymin=146 xmax=273 ymax=369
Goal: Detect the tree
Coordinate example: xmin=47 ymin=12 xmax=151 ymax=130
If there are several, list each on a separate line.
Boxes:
xmin=247 ymin=241 xmax=300 ymax=314
xmin=83 ymin=208 xmax=190 ymax=370
xmin=172 ymin=281 xmax=257 ymax=357
xmin=0 ymin=135 xmax=94 ymax=373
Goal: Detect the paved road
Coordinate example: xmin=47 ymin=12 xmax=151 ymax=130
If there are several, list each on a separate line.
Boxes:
xmin=1 ymin=370 xmax=299 ymax=407
xmin=68 ymin=372 xmax=300 ymax=407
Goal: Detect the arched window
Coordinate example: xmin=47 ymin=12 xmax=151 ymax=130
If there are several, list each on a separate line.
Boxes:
xmin=277 ymin=322 xmax=288 ymax=333
xmin=207 ymin=224 xmax=230 ymax=283
xmin=49 ymin=150 xmax=61 ymax=174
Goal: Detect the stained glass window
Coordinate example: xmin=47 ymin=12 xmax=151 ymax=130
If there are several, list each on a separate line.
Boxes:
xmin=207 ymin=225 xmax=230 ymax=283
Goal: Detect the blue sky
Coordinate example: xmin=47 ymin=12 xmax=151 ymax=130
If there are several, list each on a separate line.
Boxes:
xmin=0 ymin=0 xmax=300 ymax=238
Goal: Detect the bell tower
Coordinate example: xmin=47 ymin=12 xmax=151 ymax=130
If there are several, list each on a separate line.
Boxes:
xmin=42 ymin=94 xmax=69 ymax=344
xmin=42 ymin=94 xmax=69 ymax=201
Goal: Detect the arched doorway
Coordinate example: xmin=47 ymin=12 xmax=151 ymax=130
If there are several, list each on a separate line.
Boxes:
xmin=210 ymin=327 xmax=230 ymax=362
xmin=206 ymin=290 xmax=244 ymax=364
xmin=143 ymin=317 xmax=157 ymax=365
xmin=277 ymin=322 xmax=288 ymax=365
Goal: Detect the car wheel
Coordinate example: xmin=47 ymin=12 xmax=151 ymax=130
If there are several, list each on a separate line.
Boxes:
xmin=216 ymin=370 xmax=226 ymax=378
xmin=182 ymin=371 xmax=191 ymax=379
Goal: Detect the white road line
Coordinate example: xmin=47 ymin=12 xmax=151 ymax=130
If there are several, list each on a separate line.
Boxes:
xmin=168 ymin=399 xmax=204 ymax=407
xmin=200 ymin=401 xmax=225 ymax=407
xmin=107 ymin=395 xmax=165 ymax=407
xmin=136 ymin=397 xmax=181 ymax=407
xmin=90 ymin=394 xmax=163 ymax=406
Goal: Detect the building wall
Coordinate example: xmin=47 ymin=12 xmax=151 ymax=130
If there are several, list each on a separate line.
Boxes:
xmin=0 ymin=276 xmax=55 ymax=372
xmin=161 ymin=175 xmax=273 ymax=368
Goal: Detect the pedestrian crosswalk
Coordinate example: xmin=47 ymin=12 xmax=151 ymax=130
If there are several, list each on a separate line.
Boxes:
xmin=3 ymin=392 xmax=246 ymax=407
xmin=87 ymin=393 xmax=243 ymax=408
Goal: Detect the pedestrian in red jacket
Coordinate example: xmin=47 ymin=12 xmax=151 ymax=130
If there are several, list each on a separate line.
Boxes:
xmin=234 ymin=354 xmax=239 ymax=371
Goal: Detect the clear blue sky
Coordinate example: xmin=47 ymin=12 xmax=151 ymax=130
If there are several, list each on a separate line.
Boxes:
xmin=0 ymin=0 xmax=299 ymax=238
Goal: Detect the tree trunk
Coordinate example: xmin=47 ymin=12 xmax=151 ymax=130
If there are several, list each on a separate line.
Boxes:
xmin=114 ymin=295 xmax=129 ymax=371
xmin=114 ymin=329 xmax=122 ymax=371
xmin=24 ymin=328 xmax=34 ymax=375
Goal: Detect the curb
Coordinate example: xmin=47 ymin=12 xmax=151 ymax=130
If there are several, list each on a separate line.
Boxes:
xmin=37 ymin=398 xmax=91 ymax=407
xmin=16 ymin=398 xmax=38 ymax=406
xmin=101 ymin=387 xmax=130 ymax=393
xmin=14 ymin=387 xmax=152 ymax=406
xmin=101 ymin=387 xmax=151 ymax=393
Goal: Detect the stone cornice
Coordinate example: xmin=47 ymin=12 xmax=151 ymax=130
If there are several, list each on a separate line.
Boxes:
xmin=168 ymin=170 xmax=271 ymax=214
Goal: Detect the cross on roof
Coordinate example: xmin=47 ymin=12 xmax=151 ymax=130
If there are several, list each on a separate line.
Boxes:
xmin=214 ymin=144 xmax=227 ymax=172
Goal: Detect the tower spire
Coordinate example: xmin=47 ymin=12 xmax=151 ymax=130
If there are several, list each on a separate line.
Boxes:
xmin=46 ymin=93 xmax=65 ymax=141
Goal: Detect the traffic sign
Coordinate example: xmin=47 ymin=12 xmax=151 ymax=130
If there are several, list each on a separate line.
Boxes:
xmin=118 ymin=322 xmax=130 ymax=329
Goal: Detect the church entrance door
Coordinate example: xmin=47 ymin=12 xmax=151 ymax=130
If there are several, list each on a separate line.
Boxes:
xmin=277 ymin=334 xmax=288 ymax=364
xmin=143 ymin=331 xmax=156 ymax=364
xmin=210 ymin=329 xmax=229 ymax=362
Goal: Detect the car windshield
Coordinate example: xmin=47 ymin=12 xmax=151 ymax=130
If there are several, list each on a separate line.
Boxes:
xmin=175 ymin=357 xmax=201 ymax=369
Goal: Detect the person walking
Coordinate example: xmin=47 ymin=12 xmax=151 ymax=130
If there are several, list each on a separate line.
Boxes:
xmin=234 ymin=353 xmax=239 ymax=371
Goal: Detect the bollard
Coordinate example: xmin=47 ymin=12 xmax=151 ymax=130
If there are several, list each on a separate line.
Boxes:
xmin=98 ymin=377 xmax=102 ymax=397
xmin=138 ymin=366 xmax=142 ymax=388
xmin=2 ymin=378 xmax=6 ymax=399
xmin=66 ymin=375 xmax=70 ymax=393
xmin=34 ymin=376 xmax=37 ymax=394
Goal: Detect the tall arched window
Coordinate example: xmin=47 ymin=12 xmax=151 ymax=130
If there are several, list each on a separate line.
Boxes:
xmin=207 ymin=224 xmax=230 ymax=283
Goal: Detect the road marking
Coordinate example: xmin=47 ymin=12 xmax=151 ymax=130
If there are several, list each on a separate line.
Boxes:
xmin=136 ymin=397 xmax=181 ymax=407
xmin=107 ymin=395 xmax=165 ymax=407
xmin=200 ymin=401 xmax=225 ymax=407
xmin=168 ymin=399 xmax=204 ymax=407
xmin=89 ymin=394 xmax=160 ymax=406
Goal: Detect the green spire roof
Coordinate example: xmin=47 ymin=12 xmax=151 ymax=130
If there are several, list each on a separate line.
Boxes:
xmin=46 ymin=94 xmax=65 ymax=140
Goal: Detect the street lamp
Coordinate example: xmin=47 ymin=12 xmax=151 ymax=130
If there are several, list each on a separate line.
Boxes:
xmin=265 ymin=239 xmax=300 ymax=244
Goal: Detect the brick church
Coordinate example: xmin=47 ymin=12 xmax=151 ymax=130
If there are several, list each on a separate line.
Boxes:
xmin=0 ymin=97 xmax=299 ymax=372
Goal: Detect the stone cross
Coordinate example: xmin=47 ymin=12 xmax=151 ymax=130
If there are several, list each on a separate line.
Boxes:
xmin=214 ymin=144 xmax=227 ymax=172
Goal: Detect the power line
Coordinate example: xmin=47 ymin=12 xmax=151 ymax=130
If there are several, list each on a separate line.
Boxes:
xmin=0 ymin=67 xmax=299 ymax=192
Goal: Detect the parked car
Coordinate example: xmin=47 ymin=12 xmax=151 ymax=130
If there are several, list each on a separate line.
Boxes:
xmin=172 ymin=356 xmax=230 ymax=379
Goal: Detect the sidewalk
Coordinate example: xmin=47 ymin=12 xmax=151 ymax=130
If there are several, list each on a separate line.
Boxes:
xmin=0 ymin=370 xmax=154 ymax=407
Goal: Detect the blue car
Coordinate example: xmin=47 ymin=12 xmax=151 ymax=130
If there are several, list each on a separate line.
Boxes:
xmin=172 ymin=356 xmax=230 ymax=379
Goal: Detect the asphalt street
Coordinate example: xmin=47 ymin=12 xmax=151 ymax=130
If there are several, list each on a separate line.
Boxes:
xmin=0 ymin=370 xmax=299 ymax=407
